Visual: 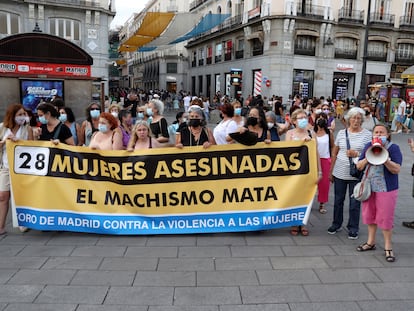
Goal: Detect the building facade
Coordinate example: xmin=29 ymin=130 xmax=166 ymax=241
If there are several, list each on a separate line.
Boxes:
xmin=123 ymin=0 xmax=414 ymax=103
xmin=0 ymin=0 xmax=115 ymax=115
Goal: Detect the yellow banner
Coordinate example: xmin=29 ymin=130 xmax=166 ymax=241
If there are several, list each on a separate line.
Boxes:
xmin=7 ymin=140 xmax=317 ymax=234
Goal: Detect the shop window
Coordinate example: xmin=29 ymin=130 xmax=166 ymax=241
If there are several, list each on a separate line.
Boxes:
xmin=292 ymin=69 xmax=314 ymax=98
xmin=294 ymin=35 xmax=316 ymax=56
xmin=367 ymin=41 xmax=387 ymax=61
xmin=396 ymin=43 xmax=414 ymax=63
xmin=251 ymin=38 xmax=263 ymax=56
xmin=49 ymin=18 xmax=80 ymax=41
xmin=334 ymin=37 xmax=358 ymax=59
xmin=0 ymin=11 xmax=19 ymax=35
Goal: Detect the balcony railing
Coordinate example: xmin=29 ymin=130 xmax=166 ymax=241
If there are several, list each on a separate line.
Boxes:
xmin=395 ymin=54 xmax=414 ymax=64
xmin=206 ymin=57 xmax=212 ymax=65
xmin=399 ymin=15 xmax=414 ymax=30
xmin=370 ymin=12 xmax=395 ymax=26
xmin=294 ymin=46 xmax=316 ymax=56
xmin=235 ymin=50 xmax=244 ymax=59
xmin=296 ymin=3 xmax=325 ymax=20
xmin=224 ymin=52 xmax=232 ymax=61
xmin=367 ymin=51 xmax=387 ymax=62
xmin=338 ymin=8 xmax=364 ymax=24
xmin=198 ymin=59 xmax=204 ymax=66
xmin=252 ymin=48 xmax=263 ymax=56
xmin=191 ymin=60 xmax=196 ymax=67
xmin=335 ymin=49 xmax=358 ymax=59
xmin=215 ymin=55 xmax=222 ymax=63
xmin=189 ymin=0 xmax=210 ymax=11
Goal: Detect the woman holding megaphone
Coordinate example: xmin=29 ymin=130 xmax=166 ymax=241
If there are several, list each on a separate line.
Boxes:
xmin=355 ymin=124 xmax=402 ymax=263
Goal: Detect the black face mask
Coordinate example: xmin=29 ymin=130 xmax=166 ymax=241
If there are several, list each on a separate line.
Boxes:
xmin=188 ymin=119 xmax=201 ymax=127
xmin=317 ymin=118 xmax=327 ymax=128
xmin=365 ymin=110 xmax=370 ymax=116
xmin=246 ymin=117 xmax=258 ymax=126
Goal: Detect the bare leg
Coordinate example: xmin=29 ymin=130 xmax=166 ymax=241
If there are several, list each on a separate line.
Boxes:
xmin=367 ymin=224 xmax=377 ymax=245
xmin=382 ymin=229 xmax=393 ymax=251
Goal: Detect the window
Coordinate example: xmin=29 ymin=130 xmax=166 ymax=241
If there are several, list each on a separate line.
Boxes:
xmin=251 ymin=38 xmax=263 ymax=56
xmin=167 ymin=63 xmax=177 ymax=73
xmin=50 ymin=18 xmax=80 ymax=41
xmin=225 ymin=40 xmax=232 ymax=61
xmin=0 ymin=11 xmax=19 ymax=35
xmin=396 ymin=43 xmax=414 ymax=62
xmin=215 ymin=43 xmax=222 ymax=62
xmin=294 ymin=35 xmax=316 ymax=56
xmin=236 ymin=38 xmax=244 ymax=59
xmin=334 ymin=37 xmax=358 ymax=59
xmin=192 ymin=50 xmax=197 ymax=67
xmin=198 ymin=47 xmax=205 ymax=66
xmin=207 ymin=46 xmax=212 ymax=64
xmin=367 ymin=41 xmax=387 ymax=61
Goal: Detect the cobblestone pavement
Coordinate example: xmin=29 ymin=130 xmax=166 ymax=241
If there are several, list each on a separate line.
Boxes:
xmin=0 ymin=111 xmax=413 ymax=311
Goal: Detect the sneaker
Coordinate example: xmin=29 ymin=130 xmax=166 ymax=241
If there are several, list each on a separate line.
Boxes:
xmin=348 ymin=232 xmax=359 ymax=240
xmin=327 ymin=226 xmax=342 ymax=235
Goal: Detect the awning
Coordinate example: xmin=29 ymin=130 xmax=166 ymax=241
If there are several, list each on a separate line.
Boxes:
xmin=119 ymin=12 xmax=230 ymax=53
xmin=170 ymin=13 xmax=231 ymax=44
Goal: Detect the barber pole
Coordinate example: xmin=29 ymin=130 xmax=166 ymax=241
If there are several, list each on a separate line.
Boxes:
xmin=254 ymin=70 xmax=262 ymax=96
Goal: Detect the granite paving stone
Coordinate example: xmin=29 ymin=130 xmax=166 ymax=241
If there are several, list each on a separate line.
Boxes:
xmin=214 ymin=257 xmax=272 ymax=270
xmin=125 ymin=246 xmax=178 ymax=257
xmin=0 ymin=285 xmax=44 ymax=303
xmin=230 ymin=246 xmax=284 ymax=257
xmin=157 ymin=258 xmax=214 ymax=271
xmin=104 ymin=286 xmax=173 ymax=305
xmin=99 ymin=257 xmax=157 ymax=271
xmin=256 ymin=269 xmax=320 ymax=285
xmin=0 ymin=257 xmax=47 ymax=269
xmin=96 ymin=236 xmax=147 ymax=246
xmin=197 ymin=270 xmax=259 ymax=286
xmin=133 ymin=271 xmax=195 ymax=286
xmin=219 ymin=304 xmax=290 ymax=311
xmin=70 ymin=246 xmax=126 ymax=257
xmin=288 ymin=302 xmax=362 ymax=311
xmin=314 ymin=268 xmax=382 ymax=283
xmin=18 ymin=245 xmax=74 ymax=257
xmin=3 ymin=303 xmax=77 ymax=311
xmin=269 ymin=256 xmax=329 ymax=269
xmin=42 ymin=256 xmax=103 ymax=270
xmin=8 ymin=269 xmax=76 ymax=285
xmin=70 ymin=270 xmax=136 ymax=286
xmin=357 ymin=300 xmax=414 ymax=311
xmin=366 ymin=282 xmax=414 ymax=300
xmin=303 ymin=283 xmax=376 ymax=302
xmin=173 ymin=286 xmax=241 ymax=305
xmin=240 ymin=285 xmax=309 ymax=303
xmin=178 ymin=246 xmax=231 ymax=257
xmin=35 ymin=285 xmax=109 ymax=304
xmin=76 ymin=306 xmax=148 ymax=311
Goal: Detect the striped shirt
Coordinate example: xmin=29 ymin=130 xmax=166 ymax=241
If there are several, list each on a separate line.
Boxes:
xmin=332 ymin=128 xmax=372 ymax=180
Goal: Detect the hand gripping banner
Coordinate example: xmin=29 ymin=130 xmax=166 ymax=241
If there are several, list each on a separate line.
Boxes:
xmin=7 ymin=140 xmax=318 ymax=235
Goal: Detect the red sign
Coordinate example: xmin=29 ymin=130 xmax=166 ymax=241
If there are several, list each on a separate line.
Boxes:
xmin=266 ymin=80 xmax=271 ymax=87
xmin=0 ymin=61 xmax=91 ymax=77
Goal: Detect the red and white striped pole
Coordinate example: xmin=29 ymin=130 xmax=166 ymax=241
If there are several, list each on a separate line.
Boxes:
xmin=254 ymin=70 xmax=262 ymax=96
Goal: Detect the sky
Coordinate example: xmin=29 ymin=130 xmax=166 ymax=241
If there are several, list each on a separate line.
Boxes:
xmin=110 ymin=0 xmax=149 ymax=29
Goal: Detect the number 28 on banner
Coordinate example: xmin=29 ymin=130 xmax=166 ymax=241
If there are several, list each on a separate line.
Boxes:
xmin=14 ymin=146 xmax=50 ymax=176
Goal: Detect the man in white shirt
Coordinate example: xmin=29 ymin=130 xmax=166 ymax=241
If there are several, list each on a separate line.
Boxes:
xmin=394 ymin=98 xmax=408 ymax=133
xmin=183 ymin=93 xmax=192 ymax=112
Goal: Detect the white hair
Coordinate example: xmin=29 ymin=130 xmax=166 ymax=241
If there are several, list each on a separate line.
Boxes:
xmin=149 ymin=99 xmax=164 ymax=115
xmin=344 ymin=107 xmax=365 ymax=123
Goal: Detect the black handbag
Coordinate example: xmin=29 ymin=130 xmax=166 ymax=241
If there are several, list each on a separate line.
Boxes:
xmin=345 ymin=129 xmax=363 ymax=180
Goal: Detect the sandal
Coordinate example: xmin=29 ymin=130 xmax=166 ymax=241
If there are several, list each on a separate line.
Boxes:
xmin=290 ymin=226 xmax=299 ymax=236
xmin=319 ymin=203 xmax=327 ymax=214
xmin=300 ymin=226 xmax=309 ymax=236
xmin=385 ymin=249 xmax=395 ymax=262
xmin=402 ymin=221 xmax=414 ymax=229
xmin=356 ymin=242 xmax=376 ymax=252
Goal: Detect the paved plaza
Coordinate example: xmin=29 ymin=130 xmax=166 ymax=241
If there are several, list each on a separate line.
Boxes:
xmin=0 ymin=111 xmax=413 ymax=311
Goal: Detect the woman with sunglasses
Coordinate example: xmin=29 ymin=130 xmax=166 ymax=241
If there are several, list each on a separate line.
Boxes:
xmin=79 ymin=103 xmax=101 ymax=146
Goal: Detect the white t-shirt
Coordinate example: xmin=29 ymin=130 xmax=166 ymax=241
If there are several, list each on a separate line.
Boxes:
xmin=397 ymin=100 xmax=406 ymax=116
xmin=1 ymin=125 xmax=29 ymax=169
xmin=213 ymin=119 xmax=238 ymax=145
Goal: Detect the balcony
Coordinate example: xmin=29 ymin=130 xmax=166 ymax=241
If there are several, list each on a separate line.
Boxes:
xmin=294 ymin=46 xmax=316 ymax=56
xmin=198 ymin=59 xmax=204 ymax=66
xmin=395 ymin=54 xmax=414 ymax=64
xmin=235 ymin=50 xmax=244 ymax=59
xmin=224 ymin=52 xmax=232 ymax=61
xmin=399 ymin=15 xmax=414 ymax=30
xmin=206 ymin=57 xmax=212 ymax=65
xmin=370 ymin=12 xmax=395 ymax=27
xmin=215 ymin=55 xmax=222 ymax=63
xmin=335 ymin=48 xmax=358 ymax=59
xmin=191 ymin=60 xmax=196 ymax=67
xmin=296 ymin=3 xmax=325 ymax=20
xmin=189 ymin=0 xmax=210 ymax=11
xmin=366 ymin=50 xmax=387 ymax=62
xmin=338 ymin=8 xmax=364 ymax=24
xmin=252 ymin=47 xmax=263 ymax=56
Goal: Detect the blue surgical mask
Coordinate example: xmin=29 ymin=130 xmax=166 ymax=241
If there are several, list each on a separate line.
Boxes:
xmin=90 ymin=109 xmax=100 ymax=119
xmin=379 ymin=136 xmax=387 ymax=145
xmin=59 ymin=114 xmax=67 ymax=123
xmin=234 ymin=108 xmax=242 ymax=116
xmin=137 ymin=112 xmax=144 ymax=119
xmin=297 ymin=118 xmax=308 ymax=129
xmin=98 ymin=124 xmax=108 ymax=133
xmin=38 ymin=116 xmax=48 ymax=124
xmin=146 ymin=108 xmax=153 ymax=116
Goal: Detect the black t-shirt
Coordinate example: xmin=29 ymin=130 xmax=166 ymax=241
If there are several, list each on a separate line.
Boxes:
xmin=39 ymin=122 xmax=72 ymax=143
xmin=274 ymin=101 xmax=283 ymax=115
xmin=150 ymin=117 xmax=169 ymax=138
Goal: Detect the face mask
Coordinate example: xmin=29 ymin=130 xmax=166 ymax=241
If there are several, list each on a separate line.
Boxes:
xmin=297 ymin=118 xmax=308 ymax=129
xmin=188 ymin=119 xmax=201 ymax=127
xmin=267 ymin=122 xmax=274 ymax=129
xmin=15 ymin=116 xmax=26 ymax=125
xmin=147 ymin=116 xmax=153 ymax=124
xmin=90 ymin=109 xmax=100 ymax=119
xmin=24 ymin=116 xmax=30 ymax=124
xmin=98 ymin=124 xmax=108 ymax=133
xmin=315 ymin=109 xmax=322 ymax=115
xmin=137 ymin=112 xmax=144 ymax=119
xmin=146 ymin=108 xmax=153 ymax=116
xmin=317 ymin=118 xmax=327 ymax=128
xmin=246 ymin=117 xmax=258 ymax=126
xmin=59 ymin=114 xmax=67 ymax=123
xmin=365 ymin=110 xmax=370 ymax=116
xmin=323 ymin=109 xmax=330 ymax=114
xmin=111 ymin=112 xmax=118 ymax=118
xmin=234 ymin=108 xmax=242 ymax=116
xmin=38 ymin=115 xmax=48 ymax=124
xmin=182 ymin=118 xmax=188 ymax=123
xmin=379 ymin=136 xmax=387 ymax=145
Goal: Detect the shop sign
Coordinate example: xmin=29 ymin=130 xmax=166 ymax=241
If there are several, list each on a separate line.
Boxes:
xmin=336 ymin=64 xmax=354 ymax=71
xmin=0 ymin=61 xmax=91 ymax=77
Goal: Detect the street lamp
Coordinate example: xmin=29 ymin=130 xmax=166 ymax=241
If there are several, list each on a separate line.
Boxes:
xmin=357 ymin=0 xmax=372 ymax=103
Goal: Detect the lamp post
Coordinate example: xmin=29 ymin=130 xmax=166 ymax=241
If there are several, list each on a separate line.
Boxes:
xmin=357 ymin=0 xmax=372 ymax=103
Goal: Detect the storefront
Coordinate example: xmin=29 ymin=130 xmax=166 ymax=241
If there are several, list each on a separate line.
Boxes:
xmin=331 ymin=64 xmax=356 ymax=100
xmin=292 ymin=69 xmax=314 ymax=98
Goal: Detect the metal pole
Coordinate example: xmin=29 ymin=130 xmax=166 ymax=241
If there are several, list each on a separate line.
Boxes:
xmin=357 ymin=0 xmax=372 ymax=103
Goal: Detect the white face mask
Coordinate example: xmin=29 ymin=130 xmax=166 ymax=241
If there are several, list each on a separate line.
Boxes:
xmin=111 ymin=112 xmax=119 ymax=118
xmin=15 ymin=116 xmax=26 ymax=125
xmin=267 ymin=122 xmax=274 ymax=129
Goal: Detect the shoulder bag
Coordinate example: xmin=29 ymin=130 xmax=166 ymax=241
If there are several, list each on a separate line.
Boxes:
xmin=345 ymin=129 xmax=363 ymax=180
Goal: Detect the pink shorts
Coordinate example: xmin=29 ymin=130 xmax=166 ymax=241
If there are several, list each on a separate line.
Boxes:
xmin=361 ymin=190 xmax=398 ymax=230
